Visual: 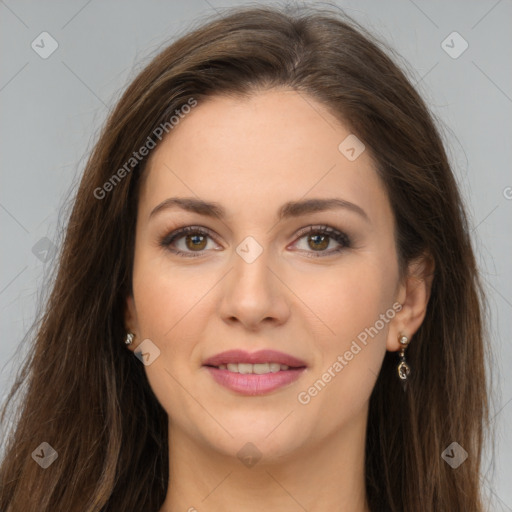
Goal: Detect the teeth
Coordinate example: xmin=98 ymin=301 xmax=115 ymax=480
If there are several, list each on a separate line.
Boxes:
xmin=253 ymin=363 xmax=269 ymax=374
xmin=218 ymin=363 xmax=290 ymax=373
xmin=238 ymin=363 xmax=252 ymax=374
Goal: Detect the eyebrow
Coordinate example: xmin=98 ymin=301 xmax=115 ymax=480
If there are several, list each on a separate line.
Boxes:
xmin=149 ymin=196 xmax=370 ymax=223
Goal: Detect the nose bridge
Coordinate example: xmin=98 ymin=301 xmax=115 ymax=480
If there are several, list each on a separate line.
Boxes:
xmin=232 ymin=234 xmax=274 ymax=301
xmin=219 ymin=234 xmax=289 ymax=328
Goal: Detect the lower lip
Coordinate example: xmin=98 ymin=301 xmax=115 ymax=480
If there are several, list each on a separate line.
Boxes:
xmin=204 ymin=366 xmax=306 ymax=395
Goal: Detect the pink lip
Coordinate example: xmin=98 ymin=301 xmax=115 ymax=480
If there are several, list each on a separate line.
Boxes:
xmin=202 ymin=349 xmax=308 ymax=396
xmin=202 ymin=349 xmax=307 ymax=368
xmin=204 ymin=367 xmax=306 ymax=395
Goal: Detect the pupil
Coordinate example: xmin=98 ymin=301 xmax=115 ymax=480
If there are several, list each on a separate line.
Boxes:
xmin=187 ymin=234 xmax=206 ymax=250
xmin=309 ymin=234 xmax=328 ymax=250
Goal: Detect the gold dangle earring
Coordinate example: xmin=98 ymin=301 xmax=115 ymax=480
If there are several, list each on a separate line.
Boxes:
xmin=397 ymin=334 xmax=411 ymax=391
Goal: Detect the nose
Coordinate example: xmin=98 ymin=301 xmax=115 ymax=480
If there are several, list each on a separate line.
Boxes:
xmin=218 ymin=242 xmax=291 ymax=331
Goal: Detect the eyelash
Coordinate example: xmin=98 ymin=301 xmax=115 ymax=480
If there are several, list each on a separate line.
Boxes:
xmin=160 ymin=224 xmax=351 ymax=259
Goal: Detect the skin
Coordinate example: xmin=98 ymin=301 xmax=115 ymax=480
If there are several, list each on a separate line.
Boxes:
xmin=125 ymin=88 xmax=433 ymax=512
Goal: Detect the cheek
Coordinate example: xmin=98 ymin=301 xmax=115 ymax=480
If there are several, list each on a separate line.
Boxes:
xmin=299 ymin=259 xmax=395 ymax=346
xmin=129 ymin=255 xmax=204 ymax=417
xmin=131 ymin=243 xmax=214 ymax=339
xmin=292 ymin=258 xmax=396 ymax=417
xmin=130 ymin=257 xmax=211 ymax=424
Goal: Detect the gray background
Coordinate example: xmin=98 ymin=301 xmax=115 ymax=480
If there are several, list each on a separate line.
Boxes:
xmin=1 ymin=0 xmax=511 ymax=509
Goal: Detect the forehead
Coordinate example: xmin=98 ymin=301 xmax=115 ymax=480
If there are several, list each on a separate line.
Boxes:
xmin=139 ymin=89 xmax=391 ymax=225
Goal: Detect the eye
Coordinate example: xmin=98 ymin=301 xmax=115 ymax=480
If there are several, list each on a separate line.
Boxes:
xmin=290 ymin=225 xmax=351 ymax=258
xmin=160 ymin=226 xmax=220 ymax=258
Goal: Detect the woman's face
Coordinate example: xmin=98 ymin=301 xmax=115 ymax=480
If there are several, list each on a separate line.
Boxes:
xmin=126 ymin=88 xmax=408 ymax=461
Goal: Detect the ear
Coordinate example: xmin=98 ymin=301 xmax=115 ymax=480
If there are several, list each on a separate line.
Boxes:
xmin=124 ymin=294 xmax=139 ymax=351
xmin=387 ymin=252 xmax=435 ymax=351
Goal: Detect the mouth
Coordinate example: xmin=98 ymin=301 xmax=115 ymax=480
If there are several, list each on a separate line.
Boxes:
xmin=202 ymin=349 xmax=307 ymax=395
xmin=205 ymin=362 xmax=301 ymax=373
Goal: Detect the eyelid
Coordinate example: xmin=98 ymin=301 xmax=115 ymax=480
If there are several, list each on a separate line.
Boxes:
xmin=292 ymin=224 xmax=350 ymax=244
xmin=288 ymin=224 xmax=351 ymax=256
xmin=160 ymin=225 xmax=220 ymax=247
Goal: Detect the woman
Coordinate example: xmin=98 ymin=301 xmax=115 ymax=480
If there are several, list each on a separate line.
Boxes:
xmin=0 ymin=4 xmax=492 ymax=511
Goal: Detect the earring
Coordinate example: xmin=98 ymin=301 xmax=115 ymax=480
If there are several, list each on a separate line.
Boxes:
xmin=125 ymin=332 xmax=134 ymax=346
xmin=397 ymin=334 xmax=411 ymax=391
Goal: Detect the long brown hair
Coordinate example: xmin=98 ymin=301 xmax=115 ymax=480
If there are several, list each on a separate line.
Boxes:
xmin=0 ymin=4 xmax=493 ymax=511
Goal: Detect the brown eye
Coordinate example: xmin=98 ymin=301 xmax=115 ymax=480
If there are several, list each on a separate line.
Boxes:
xmin=161 ymin=226 xmax=218 ymax=257
xmin=292 ymin=225 xmax=351 ymax=258
xmin=184 ymin=233 xmax=208 ymax=251
xmin=307 ymin=233 xmax=330 ymax=251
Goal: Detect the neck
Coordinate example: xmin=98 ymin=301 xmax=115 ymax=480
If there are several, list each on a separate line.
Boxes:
xmin=159 ymin=406 xmax=371 ymax=512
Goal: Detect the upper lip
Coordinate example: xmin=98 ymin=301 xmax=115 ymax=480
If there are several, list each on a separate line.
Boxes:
xmin=203 ymin=349 xmax=307 ymax=368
